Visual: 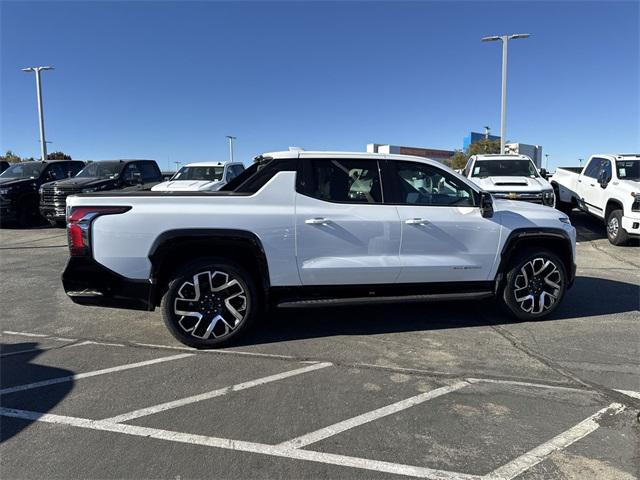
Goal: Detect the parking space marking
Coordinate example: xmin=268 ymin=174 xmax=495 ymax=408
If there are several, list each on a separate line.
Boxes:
xmin=466 ymin=377 xmax=585 ymax=392
xmin=104 ymin=361 xmax=333 ymax=423
xmin=486 ymin=402 xmax=626 ymax=480
xmin=278 ymin=381 xmax=469 ymax=449
xmin=614 ymin=389 xmax=640 ymax=400
xmin=2 ymin=330 xmax=76 ymax=342
xmin=132 ymin=342 xmax=296 ymax=360
xmin=0 ymin=407 xmax=481 ymax=480
xmin=68 ymin=340 xmax=125 ymax=348
xmin=0 ymin=353 xmax=193 ymax=395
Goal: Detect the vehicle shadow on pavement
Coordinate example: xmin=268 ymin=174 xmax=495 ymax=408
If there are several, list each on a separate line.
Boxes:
xmin=572 ymin=210 xmax=639 ymax=245
xmin=0 ymin=342 xmax=74 ymax=443
xmin=237 ymin=277 xmax=639 ymax=346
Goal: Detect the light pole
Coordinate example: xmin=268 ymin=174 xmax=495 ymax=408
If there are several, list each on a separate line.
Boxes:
xmin=481 ymin=34 xmax=530 ymax=154
xmin=22 ymin=66 xmax=54 ymax=161
xmin=226 ymin=136 xmax=236 ymax=162
xmin=545 ymin=153 xmax=550 ymax=170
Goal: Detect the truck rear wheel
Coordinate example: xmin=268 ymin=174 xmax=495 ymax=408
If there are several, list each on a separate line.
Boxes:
xmin=161 ymin=258 xmax=257 ymax=348
xmin=552 ymin=185 xmax=572 ymax=215
xmin=606 ymin=209 xmax=629 ymax=246
xmin=500 ymin=249 xmax=567 ymax=321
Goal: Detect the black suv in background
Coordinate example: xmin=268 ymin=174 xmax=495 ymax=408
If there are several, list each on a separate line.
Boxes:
xmin=40 ymin=159 xmax=163 ymax=226
xmin=0 ymin=160 xmax=85 ymax=226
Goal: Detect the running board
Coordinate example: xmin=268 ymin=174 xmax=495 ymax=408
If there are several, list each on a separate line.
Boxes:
xmin=276 ymin=291 xmax=494 ymax=308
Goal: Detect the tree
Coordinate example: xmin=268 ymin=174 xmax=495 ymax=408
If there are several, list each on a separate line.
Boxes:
xmin=47 ymin=151 xmax=72 ymax=160
xmin=447 ymin=150 xmax=469 ymax=170
xmin=468 ymin=138 xmax=501 ymax=156
xmin=0 ymin=150 xmax=22 ymax=163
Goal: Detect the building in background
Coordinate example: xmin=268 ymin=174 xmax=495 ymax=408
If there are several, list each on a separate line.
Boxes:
xmin=463 ymin=131 xmax=501 ymax=151
xmin=366 ymin=144 xmax=455 ymax=163
xmin=505 ymin=143 xmax=543 ymax=167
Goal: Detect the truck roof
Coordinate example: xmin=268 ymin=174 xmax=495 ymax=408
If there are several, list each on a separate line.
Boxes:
xmin=183 ymin=161 xmax=237 ymax=167
xmin=471 ymin=154 xmax=533 ymax=161
xmin=258 ymin=150 xmax=445 ymax=166
xmin=594 ymin=154 xmax=640 ymax=160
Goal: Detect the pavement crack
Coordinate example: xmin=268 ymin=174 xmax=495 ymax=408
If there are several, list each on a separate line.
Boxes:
xmin=483 ymin=318 xmax=640 ymax=410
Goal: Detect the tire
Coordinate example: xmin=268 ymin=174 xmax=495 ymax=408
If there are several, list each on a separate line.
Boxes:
xmin=161 ymin=258 xmax=258 ymax=348
xmin=606 ymin=209 xmax=629 ymax=246
xmin=500 ymin=249 xmax=567 ymax=321
xmin=552 ymin=185 xmax=572 ymax=215
xmin=16 ymin=201 xmax=34 ymax=227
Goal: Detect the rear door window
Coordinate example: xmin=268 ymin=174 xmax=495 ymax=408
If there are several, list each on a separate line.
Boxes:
xmin=299 ymin=158 xmax=382 ymax=204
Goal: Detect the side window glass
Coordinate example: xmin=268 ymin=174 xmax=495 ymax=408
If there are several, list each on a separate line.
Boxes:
xmin=463 ymin=158 xmax=473 ymax=177
xmin=137 ymin=162 xmax=159 ymax=182
xmin=122 ymin=163 xmax=141 ymax=182
xmin=302 ymin=159 xmax=382 ymax=204
xmin=393 ymin=161 xmax=476 ymax=207
xmin=601 ymin=160 xmax=612 ymax=180
xmin=584 ymin=158 xmax=603 ymax=178
xmin=45 ymin=163 xmax=66 ymax=180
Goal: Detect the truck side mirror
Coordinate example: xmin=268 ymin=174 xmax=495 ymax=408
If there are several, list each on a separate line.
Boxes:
xmin=540 ymin=168 xmax=548 ymax=179
xmin=480 ymin=191 xmax=494 ymax=218
xmin=597 ymin=170 xmax=609 ymax=189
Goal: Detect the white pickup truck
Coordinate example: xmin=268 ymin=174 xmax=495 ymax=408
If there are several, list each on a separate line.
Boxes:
xmin=152 ymin=161 xmax=245 ymax=192
xmin=550 ymin=154 xmax=640 ymax=245
xmin=461 ymin=154 xmax=555 ymax=207
xmin=62 ymin=150 xmax=576 ymax=347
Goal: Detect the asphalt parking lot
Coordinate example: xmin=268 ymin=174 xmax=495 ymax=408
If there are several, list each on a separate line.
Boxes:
xmin=1 ymin=211 xmax=638 ymax=480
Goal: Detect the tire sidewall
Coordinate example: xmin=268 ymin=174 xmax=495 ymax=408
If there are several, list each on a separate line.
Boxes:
xmin=606 ymin=210 xmax=627 ymax=246
xmin=501 ymin=250 xmax=567 ymax=321
xmin=161 ymin=258 xmax=258 ymax=348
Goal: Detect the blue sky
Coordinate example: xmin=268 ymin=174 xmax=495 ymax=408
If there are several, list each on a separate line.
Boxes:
xmin=1 ymin=1 xmax=638 ymax=170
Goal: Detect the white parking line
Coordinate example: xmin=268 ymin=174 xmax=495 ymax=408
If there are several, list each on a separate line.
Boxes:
xmin=0 ymin=407 xmax=482 ymax=480
xmin=486 ymin=402 xmax=626 ymax=480
xmin=132 ymin=342 xmax=296 ymax=360
xmin=614 ymin=389 xmax=640 ymax=400
xmin=0 ymin=353 xmax=193 ymax=395
xmin=466 ymin=377 xmax=585 ymax=393
xmin=105 ymin=362 xmax=333 ymax=423
xmin=278 ymin=381 xmax=469 ymax=449
xmin=2 ymin=330 xmax=77 ymax=342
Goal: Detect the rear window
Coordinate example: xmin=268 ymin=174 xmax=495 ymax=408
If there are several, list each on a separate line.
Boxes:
xmin=220 ymin=158 xmax=297 ymax=193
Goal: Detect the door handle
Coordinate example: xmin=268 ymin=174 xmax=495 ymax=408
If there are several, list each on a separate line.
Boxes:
xmin=577 ymin=179 xmax=582 ymax=183
xmin=305 ymin=217 xmax=330 ymax=225
xmin=589 ymin=183 xmax=595 ymax=187
xmin=405 ymin=218 xmax=428 ymax=225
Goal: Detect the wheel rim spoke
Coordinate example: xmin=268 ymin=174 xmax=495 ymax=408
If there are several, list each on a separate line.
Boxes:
xmin=173 ymin=270 xmax=247 ymax=340
xmin=513 ymin=257 xmax=563 ymax=315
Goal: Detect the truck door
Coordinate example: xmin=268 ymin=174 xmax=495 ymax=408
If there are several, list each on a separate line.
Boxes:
xmin=578 ymin=158 xmax=607 ymax=217
xmin=385 ymin=159 xmax=501 ymax=283
xmin=295 ymin=157 xmax=402 ymax=285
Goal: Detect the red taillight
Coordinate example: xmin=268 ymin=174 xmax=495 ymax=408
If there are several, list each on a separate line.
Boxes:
xmin=67 ymin=206 xmax=131 ymax=257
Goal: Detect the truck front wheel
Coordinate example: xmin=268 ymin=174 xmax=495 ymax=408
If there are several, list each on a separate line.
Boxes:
xmin=606 ymin=209 xmax=629 ymax=246
xmin=161 ymin=258 xmax=258 ymax=348
xmin=500 ymin=249 xmax=567 ymax=321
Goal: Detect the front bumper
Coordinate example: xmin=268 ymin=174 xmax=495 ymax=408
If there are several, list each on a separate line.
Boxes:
xmin=621 ymin=214 xmax=640 ymax=237
xmin=39 ymin=205 xmax=66 ymax=221
xmin=62 ymin=257 xmax=154 ymax=311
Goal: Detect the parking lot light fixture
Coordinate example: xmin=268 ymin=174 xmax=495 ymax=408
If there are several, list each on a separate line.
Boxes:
xmin=22 ymin=66 xmax=54 ymax=161
xmin=481 ymin=34 xmax=531 ymax=154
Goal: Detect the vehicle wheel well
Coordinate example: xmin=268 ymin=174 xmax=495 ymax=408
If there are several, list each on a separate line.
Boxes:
xmin=497 ymin=236 xmax=573 ymax=290
xmin=604 ymin=200 xmax=623 ymax=221
xmin=150 ymin=235 xmax=269 ymax=307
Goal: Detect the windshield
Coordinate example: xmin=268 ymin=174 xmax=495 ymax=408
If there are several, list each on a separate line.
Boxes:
xmin=0 ymin=162 xmax=45 ymax=179
xmin=616 ymin=160 xmax=639 ymax=180
xmin=471 ymin=159 xmax=539 ymax=178
xmin=171 ymin=166 xmax=224 ymax=181
xmin=76 ymin=162 xmax=122 ymax=179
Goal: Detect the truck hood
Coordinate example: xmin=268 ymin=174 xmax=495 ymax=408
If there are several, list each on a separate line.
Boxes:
xmin=493 ymin=199 xmax=571 ymax=231
xmin=470 ymin=176 xmax=551 ymax=192
xmin=46 ymin=177 xmax=116 ymax=189
xmin=0 ymin=178 xmax=35 ymax=188
xmin=614 ymin=178 xmax=640 ymax=192
xmin=151 ymin=180 xmax=224 ymax=192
